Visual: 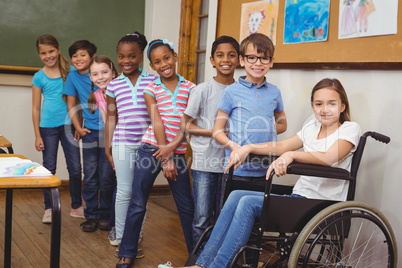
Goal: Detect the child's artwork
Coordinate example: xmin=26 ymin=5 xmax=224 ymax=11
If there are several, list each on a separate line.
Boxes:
xmin=339 ymin=0 xmax=398 ymax=39
xmin=239 ymin=0 xmax=279 ymax=44
xmin=0 ymin=157 xmax=52 ymax=177
xmin=283 ymin=0 xmax=330 ymax=44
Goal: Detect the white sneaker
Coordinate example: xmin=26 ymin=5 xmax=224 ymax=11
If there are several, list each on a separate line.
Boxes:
xmin=108 ymin=227 xmax=118 ymax=246
xmin=42 ymin=209 xmax=52 ymax=224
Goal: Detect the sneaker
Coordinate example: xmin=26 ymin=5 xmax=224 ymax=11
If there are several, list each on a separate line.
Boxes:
xmin=158 ymin=261 xmax=172 ymax=268
xmin=42 ymin=209 xmax=52 ymax=224
xmin=98 ymin=217 xmax=110 ymax=231
xmin=108 ymin=227 xmax=118 ymax=246
xmin=80 ymin=219 xmax=98 ymax=232
xmin=70 ymin=206 xmax=85 ymax=219
xmin=136 ymin=248 xmax=144 ymax=259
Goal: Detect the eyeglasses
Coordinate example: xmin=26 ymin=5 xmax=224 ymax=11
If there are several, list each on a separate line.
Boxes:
xmin=243 ymin=55 xmax=272 ymax=64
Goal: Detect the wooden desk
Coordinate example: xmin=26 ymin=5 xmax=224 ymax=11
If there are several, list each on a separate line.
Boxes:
xmin=0 ymin=136 xmax=14 ymax=154
xmin=0 ymin=154 xmax=61 ymax=268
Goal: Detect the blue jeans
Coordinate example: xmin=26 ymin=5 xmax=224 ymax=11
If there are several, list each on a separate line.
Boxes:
xmin=81 ymin=129 xmax=116 ymax=219
xmin=196 ymin=190 xmax=306 ymax=268
xmin=119 ymin=142 xmax=194 ymax=259
xmin=191 ymin=170 xmax=223 ymax=248
xmin=40 ymin=125 xmax=82 ymax=210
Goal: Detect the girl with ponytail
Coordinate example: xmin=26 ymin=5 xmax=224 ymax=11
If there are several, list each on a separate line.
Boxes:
xmin=32 ymin=34 xmax=83 ymax=224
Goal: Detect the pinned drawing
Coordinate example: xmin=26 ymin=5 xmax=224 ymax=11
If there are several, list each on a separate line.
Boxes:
xmin=283 ymin=0 xmax=330 ymax=44
xmin=339 ymin=0 xmax=398 ymax=39
xmin=239 ymin=0 xmax=279 ymax=44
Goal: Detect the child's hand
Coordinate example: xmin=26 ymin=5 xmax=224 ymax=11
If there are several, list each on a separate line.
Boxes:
xmin=74 ymin=130 xmax=81 ymax=141
xmin=153 ymin=145 xmax=173 ymax=161
xmin=266 ymin=152 xmax=294 ymax=179
xmin=77 ymin=127 xmax=91 ymax=138
xmin=35 ymin=137 xmax=45 ymax=151
xmin=227 ymin=140 xmax=241 ymax=152
xmin=162 ymin=159 xmax=178 ymax=181
xmin=105 ymin=148 xmax=115 ymax=170
xmin=224 ymin=145 xmax=251 ymax=174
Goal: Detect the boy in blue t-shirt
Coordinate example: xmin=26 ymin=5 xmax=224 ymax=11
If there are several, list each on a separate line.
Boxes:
xmin=182 ymin=36 xmax=239 ymax=247
xmin=63 ymin=40 xmax=115 ymax=232
xmin=213 ymin=33 xmax=287 ymax=196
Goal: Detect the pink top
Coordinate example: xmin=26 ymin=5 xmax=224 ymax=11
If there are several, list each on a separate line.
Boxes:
xmin=94 ymin=88 xmax=107 ymax=115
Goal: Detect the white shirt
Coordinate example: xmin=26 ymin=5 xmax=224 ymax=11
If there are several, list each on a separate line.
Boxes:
xmin=292 ymin=118 xmax=361 ymax=201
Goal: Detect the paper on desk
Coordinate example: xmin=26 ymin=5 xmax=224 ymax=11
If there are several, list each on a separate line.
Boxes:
xmin=0 ymin=157 xmax=52 ymax=177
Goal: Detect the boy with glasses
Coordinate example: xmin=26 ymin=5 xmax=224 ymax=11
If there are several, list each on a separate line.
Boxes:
xmin=213 ymin=33 xmax=287 ymax=202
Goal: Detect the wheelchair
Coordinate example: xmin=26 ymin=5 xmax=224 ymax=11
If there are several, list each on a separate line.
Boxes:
xmin=188 ymin=131 xmax=397 ymax=268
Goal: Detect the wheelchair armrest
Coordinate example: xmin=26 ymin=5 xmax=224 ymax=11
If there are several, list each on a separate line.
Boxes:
xmin=286 ymin=162 xmax=353 ymax=181
xmin=245 ymin=153 xmax=278 ymax=165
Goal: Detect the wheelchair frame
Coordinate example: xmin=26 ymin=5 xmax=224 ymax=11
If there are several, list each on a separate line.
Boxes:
xmin=189 ymin=131 xmax=397 ymax=268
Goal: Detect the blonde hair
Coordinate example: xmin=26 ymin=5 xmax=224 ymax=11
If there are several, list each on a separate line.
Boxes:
xmin=36 ymin=34 xmax=70 ymax=84
xmin=88 ymin=55 xmax=118 ymax=114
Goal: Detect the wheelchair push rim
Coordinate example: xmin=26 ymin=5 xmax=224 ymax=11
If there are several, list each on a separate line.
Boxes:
xmin=287 ymin=201 xmax=397 ymax=268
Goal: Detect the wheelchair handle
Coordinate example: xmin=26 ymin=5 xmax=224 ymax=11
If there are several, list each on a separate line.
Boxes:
xmin=365 ymin=131 xmax=390 ymax=144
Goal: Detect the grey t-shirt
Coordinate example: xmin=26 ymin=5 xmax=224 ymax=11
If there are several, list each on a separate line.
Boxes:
xmin=184 ymin=78 xmax=228 ymax=172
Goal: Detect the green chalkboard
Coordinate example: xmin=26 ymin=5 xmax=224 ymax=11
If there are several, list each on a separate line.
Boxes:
xmin=0 ymin=0 xmax=145 ymax=70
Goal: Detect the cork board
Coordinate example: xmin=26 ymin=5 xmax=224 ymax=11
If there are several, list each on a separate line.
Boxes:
xmin=217 ymin=0 xmax=402 ymax=69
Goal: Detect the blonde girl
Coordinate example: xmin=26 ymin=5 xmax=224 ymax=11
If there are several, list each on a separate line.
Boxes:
xmin=32 ymin=34 xmax=83 ymax=224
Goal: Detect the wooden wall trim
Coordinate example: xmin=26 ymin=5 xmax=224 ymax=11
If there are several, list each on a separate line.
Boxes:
xmin=55 ymin=181 xmax=171 ymax=196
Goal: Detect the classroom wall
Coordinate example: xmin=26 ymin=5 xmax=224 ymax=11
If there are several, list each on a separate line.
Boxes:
xmin=1 ymin=0 xmax=401 ymax=264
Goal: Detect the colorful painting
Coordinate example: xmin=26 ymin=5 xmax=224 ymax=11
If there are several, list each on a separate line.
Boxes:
xmin=339 ymin=0 xmax=398 ymax=39
xmin=283 ymin=0 xmax=330 ymax=44
xmin=239 ymin=0 xmax=279 ymax=44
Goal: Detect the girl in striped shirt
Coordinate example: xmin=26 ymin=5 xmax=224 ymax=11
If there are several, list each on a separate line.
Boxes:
xmin=116 ymin=39 xmax=195 ymax=268
xmin=106 ymin=32 xmax=157 ymax=257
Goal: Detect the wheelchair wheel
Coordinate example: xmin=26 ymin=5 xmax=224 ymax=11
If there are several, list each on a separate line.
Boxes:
xmin=288 ymin=201 xmax=397 ymax=268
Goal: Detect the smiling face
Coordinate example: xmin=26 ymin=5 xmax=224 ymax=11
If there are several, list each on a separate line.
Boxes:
xmin=149 ymin=45 xmax=177 ymax=80
xmin=312 ymin=87 xmax=346 ymax=127
xmin=210 ymin=43 xmax=238 ymax=78
xmin=117 ymin=42 xmax=143 ymax=77
xmin=71 ymin=49 xmax=92 ymax=74
xmin=89 ymin=62 xmax=115 ymax=90
xmin=38 ymin=44 xmax=60 ymax=68
xmin=239 ymin=43 xmax=273 ymax=85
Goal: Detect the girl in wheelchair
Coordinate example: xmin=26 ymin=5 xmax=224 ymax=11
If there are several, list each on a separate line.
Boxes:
xmin=158 ymin=78 xmax=361 ymax=268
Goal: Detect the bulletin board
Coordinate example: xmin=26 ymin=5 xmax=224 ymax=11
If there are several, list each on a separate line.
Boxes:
xmin=217 ymin=0 xmax=402 ymax=69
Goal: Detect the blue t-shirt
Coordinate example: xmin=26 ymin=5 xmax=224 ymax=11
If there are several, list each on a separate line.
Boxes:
xmin=62 ymin=70 xmax=103 ymax=130
xmin=32 ymin=69 xmax=71 ymax=127
xmin=218 ymin=76 xmax=284 ymax=177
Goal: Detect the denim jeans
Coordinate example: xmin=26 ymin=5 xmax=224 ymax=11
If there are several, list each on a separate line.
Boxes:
xmin=112 ymin=145 xmax=146 ymax=243
xmin=119 ymin=142 xmax=194 ymax=259
xmin=191 ymin=170 xmax=223 ymax=248
xmin=196 ymin=190 xmax=306 ymax=267
xmin=40 ymin=125 xmax=82 ymax=210
xmin=81 ymin=129 xmax=116 ymax=220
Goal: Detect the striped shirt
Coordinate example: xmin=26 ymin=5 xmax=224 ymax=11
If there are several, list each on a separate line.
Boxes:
xmin=142 ymin=74 xmax=195 ymax=154
xmin=106 ymin=70 xmax=157 ymax=145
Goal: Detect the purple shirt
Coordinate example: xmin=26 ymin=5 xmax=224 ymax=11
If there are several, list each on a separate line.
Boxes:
xmin=106 ymin=70 xmax=157 ymax=145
